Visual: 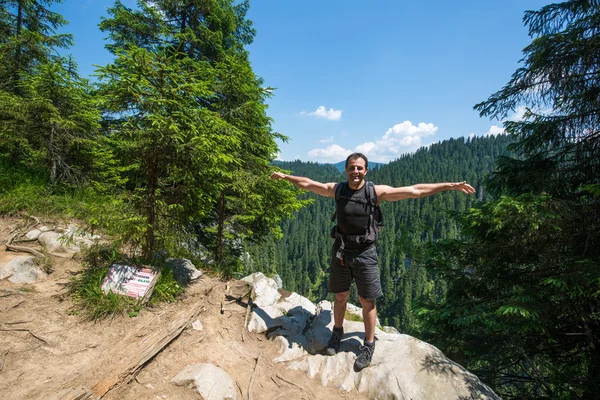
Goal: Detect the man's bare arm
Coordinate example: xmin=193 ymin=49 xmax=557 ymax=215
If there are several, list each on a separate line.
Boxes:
xmin=270 ymin=172 xmax=337 ymax=198
xmin=376 ymin=182 xmax=475 ymax=203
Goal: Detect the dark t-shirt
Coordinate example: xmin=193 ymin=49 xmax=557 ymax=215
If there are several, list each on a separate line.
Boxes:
xmin=335 ymin=183 xmax=371 ymax=248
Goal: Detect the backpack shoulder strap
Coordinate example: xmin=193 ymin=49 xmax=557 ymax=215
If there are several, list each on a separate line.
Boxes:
xmin=331 ymin=181 xmax=346 ymax=222
xmin=334 ymin=181 xmax=346 ymax=201
xmin=365 ymin=181 xmax=377 ymax=207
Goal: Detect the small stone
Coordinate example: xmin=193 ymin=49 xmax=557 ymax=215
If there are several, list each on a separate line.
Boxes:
xmin=191 ymin=319 xmax=203 ymax=331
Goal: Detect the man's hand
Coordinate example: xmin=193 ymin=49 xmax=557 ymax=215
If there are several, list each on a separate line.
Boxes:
xmin=453 ymin=181 xmax=475 ymax=194
xmin=270 ymin=172 xmax=287 ymax=180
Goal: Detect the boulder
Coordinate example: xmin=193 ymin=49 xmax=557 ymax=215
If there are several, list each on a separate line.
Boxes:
xmin=38 ymin=231 xmax=80 ymax=258
xmin=171 ymin=363 xmax=236 ymax=400
xmin=24 ymin=229 xmax=42 ymax=240
xmin=166 ymin=258 xmax=202 ymax=285
xmin=241 ymin=272 xmax=280 ymax=307
xmin=0 ymin=255 xmax=47 ymax=284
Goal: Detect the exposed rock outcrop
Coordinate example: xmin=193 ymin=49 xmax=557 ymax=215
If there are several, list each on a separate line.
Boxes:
xmin=243 ymin=272 xmax=500 ymax=400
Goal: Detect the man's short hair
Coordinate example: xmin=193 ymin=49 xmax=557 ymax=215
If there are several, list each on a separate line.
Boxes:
xmin=345 ymin=153 xmax=369 ymax=169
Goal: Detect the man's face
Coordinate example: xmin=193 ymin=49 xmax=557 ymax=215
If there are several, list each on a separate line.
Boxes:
xmin=345 ymin=157 xmax=368 ymax=188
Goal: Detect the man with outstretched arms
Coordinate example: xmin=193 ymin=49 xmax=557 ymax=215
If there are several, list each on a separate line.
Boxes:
xmin=270 ymin=152 xmax=475 ymax=371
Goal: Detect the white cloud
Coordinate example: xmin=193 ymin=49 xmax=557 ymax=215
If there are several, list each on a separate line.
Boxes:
xmin=308 ymin=120 xmax=439 ymax=163
xmin=355 ymin=121 xmax=438 ymax=162
xmin=319 ymin=136 xmax=334 ymax=143
xmin=307 ymin=144 xmax=352 ymax=163
xmin=484 ymin=125 xmax=505 ymax=136
xmin=301 ymin=106 xmax=342 ymax=121
xmin=508 ymin=106 xmax=527 ymax=122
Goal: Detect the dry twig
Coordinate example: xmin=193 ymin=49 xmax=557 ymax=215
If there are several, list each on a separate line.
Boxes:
xmin=276 ymin=373 xmax=311 ymax=395
xmin=0 ymin=327 xmax=50 ymax=345
xmin=236 ymin=380 xmax=244 ymax=399
xmin=5 ymin=300 xmax=24 ymax=311
xmin=248 ymin=353 xmax=261 ymax=400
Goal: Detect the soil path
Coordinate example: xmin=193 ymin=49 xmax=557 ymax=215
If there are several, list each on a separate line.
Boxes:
xmin=0 ymin=217 xmax=366 ymax=400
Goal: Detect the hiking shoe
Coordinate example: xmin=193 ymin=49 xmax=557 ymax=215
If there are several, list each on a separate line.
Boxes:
xmin=326 ymin=326 xmax=344 ymax=356
xmin=354 ymin=341 xmax=375 ymax=371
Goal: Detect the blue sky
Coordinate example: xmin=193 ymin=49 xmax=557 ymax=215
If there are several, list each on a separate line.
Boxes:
xmin=54 ymin=0 xmax=549 ymax=163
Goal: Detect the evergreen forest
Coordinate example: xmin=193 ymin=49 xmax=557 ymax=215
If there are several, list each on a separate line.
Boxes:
xmin=0 ymin=1 xmax=598 ymax=399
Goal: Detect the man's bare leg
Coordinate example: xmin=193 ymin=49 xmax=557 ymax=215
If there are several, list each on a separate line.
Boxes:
xmin=326 ymin=291 xmax=349 ymax=355
xmin=355 ymin=296 xmax=377 ymax=370
xmin=334 ymin=291 xmax=350 ymax=328
xmin=358 ymin=296 xmax=376 ymax=342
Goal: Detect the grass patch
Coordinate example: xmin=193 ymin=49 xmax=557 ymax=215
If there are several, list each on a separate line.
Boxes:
xmin=149 ymin=268 xmax=183 ymax=304
xmin=38 ymin=256 xmax=54 ymax=274
xmin=344 ymin=310 xmax=364 ymax=322
xmin=14 ymin=285 xmax=38 ymax=293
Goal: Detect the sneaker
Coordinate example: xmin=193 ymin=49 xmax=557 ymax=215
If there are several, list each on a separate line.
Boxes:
xmin=325 ymin=326 xmax=344 ymax=356
xmin=354 ymin=341 xmax=375 ymax=371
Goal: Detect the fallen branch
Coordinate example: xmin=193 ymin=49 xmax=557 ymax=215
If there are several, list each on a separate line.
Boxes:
xmin=89 ymin=303 xmax=206 ymax=398
xmin=27 ymin=215 xmax=41 ymax=226
xmin=6 ymin=233 xmax=46 ymax=259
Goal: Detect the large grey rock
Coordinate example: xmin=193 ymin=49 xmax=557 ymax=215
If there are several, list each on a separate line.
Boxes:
xmin=24 ymin=229 xmax=42 ymax=240
xmin=243 ymin=272 xmax=500 ymax=400
xmin=166 ymin=258 xmax=202 ymax=285
xmin=38 ymin=231 xmax=80 ymax=258
xmin=171 ymin=363 xmax=236 ymax=399
xmin=0 ymin=255 xmax=47 ymax=284
xmin=37 ymin=226 xmax=99 ymax=258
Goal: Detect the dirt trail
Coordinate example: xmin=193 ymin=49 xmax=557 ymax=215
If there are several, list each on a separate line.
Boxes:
xmin=0 ymin=217 xmax=366 ymax=400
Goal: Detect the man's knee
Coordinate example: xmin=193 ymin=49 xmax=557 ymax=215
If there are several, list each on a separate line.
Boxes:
xmin=335 ymin=291 xmax=350 ymax=302
xmin=358 ymin=296 xmax=376 ymax=311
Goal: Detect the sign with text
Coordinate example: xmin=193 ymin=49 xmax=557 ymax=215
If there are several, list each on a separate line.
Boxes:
xmin=101 ymin=264 xmax=159 ymax=302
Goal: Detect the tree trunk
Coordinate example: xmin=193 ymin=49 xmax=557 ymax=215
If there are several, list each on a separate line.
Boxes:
xmin=13 ymin=0 xmax=24 ymax=87
xmin=215 ymin=190 xmax=225 ymax=264
xmin=144 ymin=155 xmax=158 ymax=261
xmin=49 ymin=123 xmax=56 ymax=184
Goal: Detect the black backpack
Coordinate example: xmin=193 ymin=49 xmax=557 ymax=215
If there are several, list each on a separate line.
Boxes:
xmin=330 ymin=181 xmax=384 ymax=244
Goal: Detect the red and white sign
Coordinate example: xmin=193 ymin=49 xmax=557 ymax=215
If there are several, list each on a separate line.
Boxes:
xmin=101 ymin=264 xmax=159 ymax=301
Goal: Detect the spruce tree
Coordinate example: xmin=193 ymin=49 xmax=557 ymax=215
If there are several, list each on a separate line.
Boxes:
xmin=97 ymin=0 xmax=301 ymax=261
xmin=418 ymin=2 xmax=600 ymax=398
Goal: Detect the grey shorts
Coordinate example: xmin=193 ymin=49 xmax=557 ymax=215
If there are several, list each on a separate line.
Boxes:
xmin=328 ymin=241 xmax=383 ymax=300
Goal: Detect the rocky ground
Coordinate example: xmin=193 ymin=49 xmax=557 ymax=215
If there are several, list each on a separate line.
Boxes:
xmin=0 ymin=216 xmax=367 ymax=400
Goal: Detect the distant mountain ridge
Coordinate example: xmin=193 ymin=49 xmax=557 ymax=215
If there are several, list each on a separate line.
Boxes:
xmin=322 ymin=160 xmax=385 ymax=172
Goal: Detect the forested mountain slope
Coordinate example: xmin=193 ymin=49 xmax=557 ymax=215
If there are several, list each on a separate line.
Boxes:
xmin=249 ymin=134 xmax=513 ymax=331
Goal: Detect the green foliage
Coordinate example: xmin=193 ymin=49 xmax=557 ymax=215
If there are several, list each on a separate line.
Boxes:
xmin=96 ymin=0 xmax=302 ymax=262
xmin=418 ymin=2 xmax=600 ymax=398
xmin=149 ymin=268 xmax=183 ymax=304
xmin=0 ymin=0 xmax=73 ymax=93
